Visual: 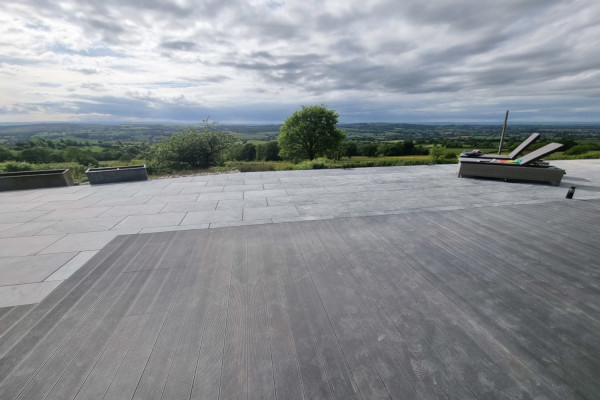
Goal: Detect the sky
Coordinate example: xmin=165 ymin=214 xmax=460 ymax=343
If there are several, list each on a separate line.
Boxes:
xmin=1 ymin=0 xmax=599 ymax=125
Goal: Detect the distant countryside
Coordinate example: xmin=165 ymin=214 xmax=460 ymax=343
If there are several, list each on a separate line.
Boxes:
xmin=1 ymin=122 xmax=599 ymax=183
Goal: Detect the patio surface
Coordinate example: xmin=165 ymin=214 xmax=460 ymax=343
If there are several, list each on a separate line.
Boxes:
xmin=0 ymin=160 xmax=599 ymax=398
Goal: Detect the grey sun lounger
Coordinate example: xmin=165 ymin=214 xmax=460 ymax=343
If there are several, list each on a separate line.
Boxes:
xmin=461 ymin=133 xmax=541 ymax=160
xmin=458 ymin=142 xmax=565 ymax=185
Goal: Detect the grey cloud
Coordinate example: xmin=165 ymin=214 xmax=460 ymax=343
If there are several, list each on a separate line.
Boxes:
xmin=160 ymin=41 xmax=197 ymax=51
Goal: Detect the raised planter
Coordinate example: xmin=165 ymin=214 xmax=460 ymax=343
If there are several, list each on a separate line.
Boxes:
xmin=0 ymin=169 xmax=74 ymax=191
xmin=85 ymin=165 xmax=148 ymax=185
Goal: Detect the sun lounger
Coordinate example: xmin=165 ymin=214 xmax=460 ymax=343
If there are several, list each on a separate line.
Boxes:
xmin=458 ymin=142 xmax=565 ymax=185
xmin=460 ymin=133 xmax=541 ymax=160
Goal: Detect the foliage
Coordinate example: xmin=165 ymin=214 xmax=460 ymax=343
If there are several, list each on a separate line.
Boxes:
xmin=358 ymin=143 xmax=379 ymax=157
xmin=230 ymin=142 xmax=257 ymax=161
xmin=148 ymin=122 xmax=238 ymax=172
xmin=428 ymin=144 xmax=446 ymax=164
xmin=341 ymin=141 xmax=358 ymax=158
xmin=256 ymin=141 xmax=282 ymax=161
xmin=277 ymin=105 xmax=346 ymax=161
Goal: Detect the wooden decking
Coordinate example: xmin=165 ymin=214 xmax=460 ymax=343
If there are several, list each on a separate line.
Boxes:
xmin=0 ymin=199 xmax=599 ymax=399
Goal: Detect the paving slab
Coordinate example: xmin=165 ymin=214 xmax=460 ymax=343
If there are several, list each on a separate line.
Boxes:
xmin=99 ymin=204 xmax=167 ymax=217
xmin=0 ymin=281 xmax=62 ymax=307
xmin=180 ymin=208 xmax=243 ymax=225
xmin=0 ymin=235 xmax=64 ymax=257
xmin=243 ymin=205 xmax=300 ymax=220
xmin=44 ymin=251 xmax=99 ymax=281
xmin=36 ymin=217 xmax=125 ymax=235
xmin=37 ymin=231 xmax=127 ymax=254
xmin=160 ymin=201 xmax=218 ymax=213
xmin=0 ymin=253 xmax=77 ymax=285
xmin=111 ymin=212 xmax=187 ymax=231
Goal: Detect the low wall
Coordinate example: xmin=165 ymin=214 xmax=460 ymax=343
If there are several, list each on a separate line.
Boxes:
xmin=0 ymin=169 xmax=74 ymax=191
xmin=86 ymin=165 xmax=148 ymax=185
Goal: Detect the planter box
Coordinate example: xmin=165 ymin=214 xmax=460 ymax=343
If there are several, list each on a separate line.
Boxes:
xmin=85 ymin=165 xmax=148 ymax=185
xmin=0 ymin=169 xmax=74 ymax=191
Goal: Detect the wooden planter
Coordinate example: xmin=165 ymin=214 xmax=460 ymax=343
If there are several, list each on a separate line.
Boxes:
xmin=0 ymin=169 xmax=74 ymax=191
xmin=85 ymin=165 xmax=148 ymax=185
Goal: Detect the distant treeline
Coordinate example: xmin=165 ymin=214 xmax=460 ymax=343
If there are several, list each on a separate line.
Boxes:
xmin=1 ymin=122 xmax=599 ymax=144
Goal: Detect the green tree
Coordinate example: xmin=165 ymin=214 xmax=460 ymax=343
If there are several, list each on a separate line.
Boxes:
xmin=341 ymin=141 xmax=358 ymax=158
xmin=428 ymin=144 xmax=446 ymax=164
xmin=0 ymin=145 xmax=14 ymax=162
xmin=358 ymin=143 xmax=378 ymax=157
xmin=149 ymin=122 xmax=238 ymax=171
xmin=256 ymin=141 xmax=282 ymax=161
xmin=277 ymin=105 xmax=345 ymax=161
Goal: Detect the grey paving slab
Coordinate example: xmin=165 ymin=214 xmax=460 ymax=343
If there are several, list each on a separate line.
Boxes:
xmin=33 ymin=207 xmax=111 ymax=221
xmin=179 ymin=185 xmax=223 ymax=194
xmin=0 ymin=281 xmax=62 ymax=307
xmin=89 ymin=195 xmax=153 ymax=207
xmin=196 ymin=191 xmax=244 ymax=201
xmin=44 ymin=250 xmax=100 ymax=282
xmin=0 ymin=235 xmax=64 ymax=257
xmin=111 ymin=212 xmax=187 ymax=231
xmin=243 ymin=205 xmax=300 ymax=220
xmin=36 ymin=217 xmax=125 ymax=235
xmin=138 ymin=224 xmax=210 ymax=234
xmin=1 ymin=210 xmax=51 ymax=224
xmin=0 ymin=202 xmax=49 ymax=213
xmin=160 ymin=200 xmax=217 ymax=213
xmin=37 ymin=231 xmax=129 ymax=254
xmin=145 ymin=193 xmax=200 ymax=204
xmin=0 ymin=253 xmax=77 ymax=285
xmin=0 ymin=221 xmax=59 ymax=239
xmin=216 ymin=198 xmax=268 ymax=209
xmin=222 ymin=184 xmax=265 ymax=192
xmin=99 ymin=203 xmax=167 ymax=217
xmin=244 ymin=189 xmax=288 ymax=199
xmin=180 ymin=208 xmax=242 ymax=225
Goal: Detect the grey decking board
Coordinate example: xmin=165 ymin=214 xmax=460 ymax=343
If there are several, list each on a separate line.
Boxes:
xmin=371 ymin=211 xmax=593 ymax=398
xmin=130 ymin=231 xmax=209 ymax=400
xmin=162 ymin=229 xmax=228 ymax=400
xmin=437 ymin=208 xmax=600 ymax=316
xmin=0 ymin=305 xmax=34 ymax=338
xmin=189 ymin=229 xmax=236 ymax=400
xmin=0 ymin=235 xmax=137 ymax=360
xmin=258 ymin=224 xmax=305 ymax=400
xmin=246 ymin=226 xmax=277 ymax=400
xmin=0 ymin=199 xmax=599 ymax=399
xmin=271 ymin=223 xmax=343 ymax=400
xmin=350 ymin=216 xmax=563 ymax=400
xmin=312 ymin=218 xmax=476 ymax=400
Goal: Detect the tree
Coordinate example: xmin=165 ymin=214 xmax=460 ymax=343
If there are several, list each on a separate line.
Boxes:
xmin=256 ymin=141 xmax=282 ymax=161
xmin=358 ymin=143 xmax=378 ymax=158
xmin=341 ymin=141 xmax=358 ymax=158
xmin=428 ymin=144 xmax=446 ymax=164
xmin=149 ymin=121 xmax=238 ymax=171
xmin=277 ymin=105 xmax=345 ymax=161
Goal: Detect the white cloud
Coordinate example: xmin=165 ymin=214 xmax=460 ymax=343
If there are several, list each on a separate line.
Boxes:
xmin=0 ymin=0 xmax=599 ymax=123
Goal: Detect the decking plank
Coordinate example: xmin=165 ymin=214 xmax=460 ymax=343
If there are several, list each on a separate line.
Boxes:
xmin=245 ymin=226 xmax=276 ymax=400
xmin=0 ymin=198 xmax=598 ymax=400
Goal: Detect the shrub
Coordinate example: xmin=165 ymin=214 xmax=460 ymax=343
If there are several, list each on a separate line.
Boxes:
xmin=0 ymin=161 xmax=35 ymax=172
xmin=148 ymin=122 xmax=238 ymax=173
xmin=428 ymin=144 xmax=446 ymax=164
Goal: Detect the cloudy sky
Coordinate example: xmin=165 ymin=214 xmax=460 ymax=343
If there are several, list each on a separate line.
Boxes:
xmin=1 ymin=0 xmax=599 ymax=124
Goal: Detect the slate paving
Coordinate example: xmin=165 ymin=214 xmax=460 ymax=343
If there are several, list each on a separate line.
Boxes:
xmin=0 ymin=160 xmax=598 ymax=308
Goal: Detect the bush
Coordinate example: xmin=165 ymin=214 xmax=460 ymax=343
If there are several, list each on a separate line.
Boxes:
xmin=0 ymin=161 xmax=35 ymax=172
xmin=148 ymin=122 xmax=238 ymax=172
xmin=565 ymin=144 xmax=595 ymax=156
xmin=428 ymin=145 xmax=446 ymax=164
